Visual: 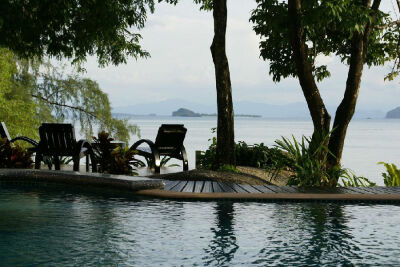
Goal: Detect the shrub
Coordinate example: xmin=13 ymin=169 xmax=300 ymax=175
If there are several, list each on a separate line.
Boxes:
xmin=218 ymin=164 xmax=239 ymax=173
xmin=0 ymin=138 xmax=33 ymax=169
xmin=275 ymin=135 xmax=375 ymax=187
xmin=197 ymin=129 xmax=293 ymax=172
xmin=379 ymin=162 xmax=400 ymax=186
xmin=339 ymin=169 xmax=376 ymax=187
xmin=92 ymin=131 xmax=142 ymax=175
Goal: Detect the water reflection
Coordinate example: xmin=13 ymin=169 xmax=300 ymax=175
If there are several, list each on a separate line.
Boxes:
xmin=203 ymin=202 xmax=238 ymax=266
xmin=253 ymin=203 xmax=359 ymax=265
xmin=299 ymin=203 xmax=359 ymax=265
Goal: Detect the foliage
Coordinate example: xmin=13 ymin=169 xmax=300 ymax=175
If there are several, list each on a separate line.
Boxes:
xmin=217 ymin=164 xmax=239 ymax=173
xmin=0 ymin=0 xmax=162 ymax=65
xmin=250 ymin=0 xmax=396 ymax=83
xmin=197 ymin=128 xmax=218 ymax=170
xmin=0 ymin=49 xmax=139 ymax=144
xmin=235 ymin=141 xmax=293 ymax=170
xmin=275 ymin=135 xmax=336 ymax=187
xmin=250 ymin=0 xmax=400 ymax=169
xmin=92 ymin=131 xmax=142 ymax=175
xmin=339 ymin=169 xmax=376 ymax=187
xmin=197 ymin=128 xmax=293 ymax=172
xmin=110 ymin=147 xmax=141 ymax=176
xmin=0 ymin=48 xmax=40 ymax=139
xmin=379 ymin=162 xmax=400 ymax=187
xmin=275 ymin=134 xmax=375 ymax=187
xmin=0 ymin=138 xmax=33 ymax=169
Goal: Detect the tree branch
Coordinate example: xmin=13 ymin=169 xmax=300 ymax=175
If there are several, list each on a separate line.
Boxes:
xmin=376 ymin=19 xmax=400 ymax=29
xmin=31 ymin=94 xmax=98 ymax=119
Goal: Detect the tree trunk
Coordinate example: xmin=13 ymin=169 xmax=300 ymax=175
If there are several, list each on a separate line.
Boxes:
xmin=288 ymin=0 xmax=331 ymax=142
xmin=210 ymin=0 xmax=235 ymax=167
xmin=327 ymin=0 xmax=382 ymax=167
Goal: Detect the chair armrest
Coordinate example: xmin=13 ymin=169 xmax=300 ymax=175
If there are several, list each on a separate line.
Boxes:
xmin=130 ymin=139 xmax=161 ymax=171
xmin=76 ymin=139 xmax=92 ymax=156
xmin=131 ymin=139 xmax=156 ymax=151
xmin=10 ymin=136 xmax=38 ymax=147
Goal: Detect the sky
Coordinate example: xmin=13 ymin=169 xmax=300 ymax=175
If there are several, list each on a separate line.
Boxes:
xmin=81 ymin=1 xmax=400 ymax=112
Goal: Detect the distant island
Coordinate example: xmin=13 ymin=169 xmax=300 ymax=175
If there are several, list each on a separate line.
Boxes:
xmin=172 ymin=108 xmax=201 ymax=117
xmin=172 ymin=108 xmax=261 ymax=118
xmin=386 ymin=107 xmax=400 ymax=119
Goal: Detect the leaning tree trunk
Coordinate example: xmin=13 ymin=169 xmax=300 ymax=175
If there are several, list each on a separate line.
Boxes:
xmin=288 ymin=0 xmax=331 ymax=142
xmin=327 ymin=0 xmax=381 ymax=168
xmin=210 ymin=0 xmax=235 ymax=167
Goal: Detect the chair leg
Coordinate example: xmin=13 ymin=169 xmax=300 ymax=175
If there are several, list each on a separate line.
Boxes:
xmin=35 ymin=154 xmax=42 ymax=169
xmin=90 ymin=151 xmax=97 ymax=173
xmin=86 ymin=154 xmax=89 ymax=172
xmin=54 ymin=156 xmax=61 ymax=170
xmin=181 ymin=145 xmax=188 ymax=171
xmin=73 ymin=157 xmax=80 ymax=172
xmin=153 ymin=153 xmax=161 ymax=174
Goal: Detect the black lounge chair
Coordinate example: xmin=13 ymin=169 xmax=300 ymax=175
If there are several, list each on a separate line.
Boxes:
xmin=34 ymin=123 xmax=97 ymax=172
xmin=130 ymin=124 xmax=188 ymax=173
xmin=0 ymin=121 xmax=38 ymax=148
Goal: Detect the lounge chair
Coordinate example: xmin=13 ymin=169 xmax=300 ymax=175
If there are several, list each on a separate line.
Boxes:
xmin=34 ymin=123 xmax=97 ymax=172
xmin=130 ymin=124 xmax=188 ymax=173
xmin=0 ymin=121 xmax=38 ymax=148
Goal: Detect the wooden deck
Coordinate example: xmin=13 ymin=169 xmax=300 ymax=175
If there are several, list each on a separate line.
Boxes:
xmin=135 ymin=180 xmax=400 ymax=202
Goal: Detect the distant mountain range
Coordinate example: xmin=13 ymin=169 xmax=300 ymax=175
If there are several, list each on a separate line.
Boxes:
xmin=113 ymin=99 xmax=386 ymax=119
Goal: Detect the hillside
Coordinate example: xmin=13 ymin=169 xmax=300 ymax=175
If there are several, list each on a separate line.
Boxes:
xmin=386 ymin=107 xmax=400 ymax=119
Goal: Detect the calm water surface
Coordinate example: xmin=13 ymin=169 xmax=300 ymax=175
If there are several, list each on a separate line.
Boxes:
xmin=1 ymin=184 xmax=400 ymax=266
xmin=130 ymin=117 xmax=400 ymax=185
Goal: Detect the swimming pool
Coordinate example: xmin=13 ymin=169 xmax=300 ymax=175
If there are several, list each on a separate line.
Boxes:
xmin=1 ymin=183 xmax=400 ymax=266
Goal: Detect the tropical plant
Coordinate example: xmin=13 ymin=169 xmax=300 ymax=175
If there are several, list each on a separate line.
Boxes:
xmin=379 ymin=162 xmax=400 ymax=187
xmin=275 ymin=135 xmax=336 ymax=187
xmin=339 ymin=169 xmax=376 ymax=187
xmin=275 ymin=134 xmax=375 ymax=187
xmin=92 ymin=131 xmax=142 ymax=175
xmin=0 ymin=138 xmax=33 ymax=169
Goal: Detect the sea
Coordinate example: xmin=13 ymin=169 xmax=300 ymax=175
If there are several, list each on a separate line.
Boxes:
xmin=130 ymin=116 xmax=400 ymax=186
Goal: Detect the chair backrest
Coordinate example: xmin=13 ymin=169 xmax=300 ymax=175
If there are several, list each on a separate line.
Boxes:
xmin=38 ymin=123 xmax=76 ymax=156
xmin=155 ymin=124 xmax=187 ymax=154
xmin=0 ymin=122 xmax=12 ymax=141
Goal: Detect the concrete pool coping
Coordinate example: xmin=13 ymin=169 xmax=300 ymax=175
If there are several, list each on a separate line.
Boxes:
xmin=135 ymin=189 xmax=400 ymax=202
xmin=2 ymin=169 xmax=400 ymax=202
xmin=0 ymin=169 xmax=164 ymax=192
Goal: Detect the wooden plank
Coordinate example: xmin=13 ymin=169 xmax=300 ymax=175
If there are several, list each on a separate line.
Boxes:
xmin=295 ymin=187 xmax=337 ymax=194
xmin=181 ymin=181 xmax=195 ymax=193
xmin=279 ymin=186 xmax=300 ymax=193
xmin=202 ymin=181 xmax=213 ymax=193
xmin=334 ymin=187 xmax=361 ymax=194
xmin=193 ymin=181 xmax=204 ymax=193
xmin=237 ymin=184 xmax=260 ymax=193
xmin=383 ymin=187 xmax=400 ymax=194
xmin=345 ymin=187 xmax=375 ymax=194
xmin=265 ymin=185 xmax=292 ymax=193
xmin=229 ymin=183 xmax=250 ymax=193
xmin=251 ymin=185 xmax=277 ymax=193
xmin=218 ymin=182 xmax=237 ymax=193
xmin=164 ymin=180 xmax=181 ymax=191
xmin=212 ymin=182 xmax=224 ymax=193
xmin=170 ymin=181 xmax=188 ymax=192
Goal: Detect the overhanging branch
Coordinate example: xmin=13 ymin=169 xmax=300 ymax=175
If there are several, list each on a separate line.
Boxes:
xmin=31 ymin=94 xmax=98 ymax=119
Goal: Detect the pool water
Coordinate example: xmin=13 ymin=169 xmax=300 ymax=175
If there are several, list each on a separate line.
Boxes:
xmin=1 ymin=184 xmax=400 ymax=266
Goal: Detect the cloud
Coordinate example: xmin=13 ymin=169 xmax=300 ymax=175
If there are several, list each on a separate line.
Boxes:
xmin=78 ymin=1 xmax=399 ymax=112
